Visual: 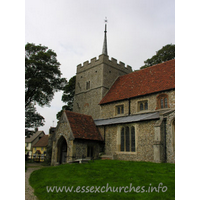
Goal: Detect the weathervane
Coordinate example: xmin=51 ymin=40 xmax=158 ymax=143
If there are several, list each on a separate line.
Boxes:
xmin=105 ymin=17 xmax=108 ymax=24
xmin=104 ymin=17 xmax=108 ymax=32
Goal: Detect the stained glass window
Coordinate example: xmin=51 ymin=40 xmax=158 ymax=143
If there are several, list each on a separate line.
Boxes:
xmin=164 ymin=98 xmax=168 ymax=108
xmin=121 ymin=128 xmax=124 ymax=151
xmin=131 ymin=127 xmax=135 ymax=152
xmin=145 ymin=101 xmax=148 ymax=110
xmin=161 ymin=99 xmax=164 ymax=108
xmin=126 ymin=127 xmax=130 ymax=151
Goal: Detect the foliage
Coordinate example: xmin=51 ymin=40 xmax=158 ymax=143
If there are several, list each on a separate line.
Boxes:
xmin=62 ymin=75 xmax=76 ymax=106
xmin=30 ymin=160 xmax=175 ymax=200
xmin=25 ymin=43 xmax=67 ymax=136
xmin=25 ymin=103 xmax=45 ymax=137
xmin=56 ymin=76 xmax=76 ymax=120
xmin=43 ymin=145 xmax=53 ymax=166
xmin=140 ymin=44 xmax=175 ymax=69
xmin=25 ymin=43 xmax=66 ymax=108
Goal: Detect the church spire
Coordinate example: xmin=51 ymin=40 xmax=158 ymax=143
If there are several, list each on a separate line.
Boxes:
xmin=102 ymin=17 xmax=108 ymax=55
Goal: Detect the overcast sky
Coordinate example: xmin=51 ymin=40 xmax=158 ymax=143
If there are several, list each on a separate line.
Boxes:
xmin=25 ymin=0 xmax=175 ymax=134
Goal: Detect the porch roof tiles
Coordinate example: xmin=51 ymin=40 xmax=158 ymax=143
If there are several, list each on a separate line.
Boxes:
xmin=65 ymin=110 xmax=103 ymax=141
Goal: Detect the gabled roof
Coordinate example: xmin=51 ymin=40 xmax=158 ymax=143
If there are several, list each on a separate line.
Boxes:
xmin=64 ymin=110 xmax=103 ymax=141
xmin=99 ymin=59 xmax=175 ymax=105
xmin=25 ymin=131 xmax=44 ymax=143
xmin=33 ymin=135 xmax=48 ymax=147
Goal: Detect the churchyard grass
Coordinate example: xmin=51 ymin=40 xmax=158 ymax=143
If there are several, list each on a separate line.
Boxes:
xmin=29 ymin=160 xmax=175 ymax=200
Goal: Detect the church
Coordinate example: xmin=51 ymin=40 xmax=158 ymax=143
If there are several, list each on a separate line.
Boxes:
xmin=50 ymin=22 xmax=175 ymax=165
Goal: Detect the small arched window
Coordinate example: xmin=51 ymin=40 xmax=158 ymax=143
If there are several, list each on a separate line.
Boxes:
xmin=157 ymin=94 xmax=169 ymax=109
xmin=138 ymin=100 xmax=148 ymax=112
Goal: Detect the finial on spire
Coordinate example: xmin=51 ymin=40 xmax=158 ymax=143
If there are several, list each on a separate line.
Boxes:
xmin=105 ymin=17 xmax=108 ymax=24
xmin=102 ymin=17 xmax=108 ymax=55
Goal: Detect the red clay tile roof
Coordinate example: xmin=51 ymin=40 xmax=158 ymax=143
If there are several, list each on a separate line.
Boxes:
xmin=33 ymin=135 xmax=49 ymax=147
xmin=65 ymin=110 xmax=103 ymax=141
xmin=99 ymin=59 xmax=175 ymax=105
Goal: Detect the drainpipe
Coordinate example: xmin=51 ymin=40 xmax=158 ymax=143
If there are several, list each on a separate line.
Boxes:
xmin=104 ymin=126 xmax=106 ymax=142
xmin=128 ymin=98 xmax=131 ymax=115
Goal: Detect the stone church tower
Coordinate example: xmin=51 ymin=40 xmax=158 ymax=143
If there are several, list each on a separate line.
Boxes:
xmin=73 ymin=21 xmax=132 ymax=119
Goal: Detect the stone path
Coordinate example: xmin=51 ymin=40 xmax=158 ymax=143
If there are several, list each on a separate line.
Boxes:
xmin=25 ymin=163 xmax=44 ymax=200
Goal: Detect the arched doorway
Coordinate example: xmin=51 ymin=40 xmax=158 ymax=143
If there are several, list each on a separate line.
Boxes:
xmin=57 ymin=136 xmax=67 ymax=164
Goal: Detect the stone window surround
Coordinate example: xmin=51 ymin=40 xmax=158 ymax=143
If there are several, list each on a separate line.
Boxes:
xmin=114 ymin=103 xmax=125 ymax=116
xmin=116 ymin=124 xmax=137 ymax=154
xmin=78 ymin=82 xmax=81 ymax=91
xmin=135 ymin=98 xmax=149 ymax=114
xmin=86 ymin=81 xmax=91 ymax=90
xmin=137 ymin=99 xmax=149 ymax=112
xmin=156 ymin=94 xmax=169 ymax=109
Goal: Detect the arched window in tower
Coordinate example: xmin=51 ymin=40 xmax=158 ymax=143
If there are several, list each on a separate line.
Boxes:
xmin=86 ymin=81 xmax=90 ymax=90
xmin=78 ymin=82 xmax=81 ymax=91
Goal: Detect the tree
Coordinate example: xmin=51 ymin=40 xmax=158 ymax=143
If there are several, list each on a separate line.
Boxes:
xmin=140 ymin=44 xmax=175 ymax=69
xmin=25 ymin=103 xmax=45 ymax=137
xmin=25 ymin=43 xmax=67 ymax=136
xmin=56 ymin=76 xmax=76 ymax=120
xmin=25 ymin=43 xmax=66 ymax=108
xmin=61 ymin=75 xmax=76 ymax=109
